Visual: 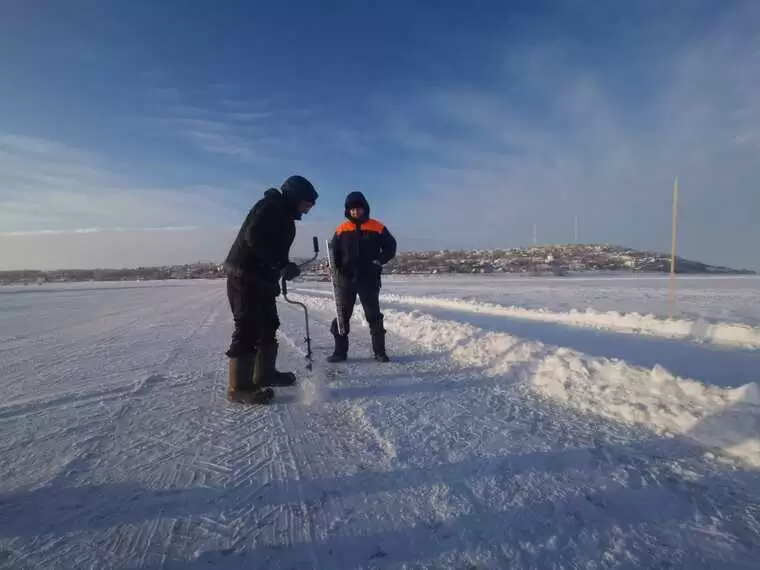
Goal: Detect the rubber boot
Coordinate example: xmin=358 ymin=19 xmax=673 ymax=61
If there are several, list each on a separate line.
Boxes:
xmin=271 ymin=341 xmax=297 ymax=386
xmin=370 ymin=323 xmax=390 ymax=363
xmin=254 ymin=341 xmax=296 ymax=387
xmin=227 ymin=354 xmax=274 ymax=404
xmin=327 ymin=318 xmax=348 ymax=363
xmin=327 ymin=334 xmax=349 ymax=363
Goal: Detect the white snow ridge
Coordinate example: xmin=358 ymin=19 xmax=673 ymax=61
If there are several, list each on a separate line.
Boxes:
xmin=1 ymin=277 xmax=759 ymax=569
xmin=380 ymin=293 xmax=760 ymax=349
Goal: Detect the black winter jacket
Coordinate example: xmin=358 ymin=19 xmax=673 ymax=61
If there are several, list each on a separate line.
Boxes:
xmin=224 ymin=189 xmax=297 ymax=283
xmin=329 ymin=192 xmax=397 ymax=288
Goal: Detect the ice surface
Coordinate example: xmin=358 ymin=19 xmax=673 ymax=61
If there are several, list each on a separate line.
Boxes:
xmin=372 ymin=273 xmax=760 ymax=328
xmin=1 ymin=278 xmax=759 ymax=568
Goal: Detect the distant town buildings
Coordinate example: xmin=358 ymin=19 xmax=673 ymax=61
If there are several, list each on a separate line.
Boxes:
xmin=0 ymin=245 xmax=754 ymax=286
xmin=304 ymin=244 xmax=755 ymax=278
xmin=0 ymin=262 xmax=225 ymax=286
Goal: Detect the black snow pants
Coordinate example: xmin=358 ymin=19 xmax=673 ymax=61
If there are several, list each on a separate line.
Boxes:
xmin=225 ymin=274 xmax=280 ymax=357
xmin=330 ymin=280 xmax=383 ymax=337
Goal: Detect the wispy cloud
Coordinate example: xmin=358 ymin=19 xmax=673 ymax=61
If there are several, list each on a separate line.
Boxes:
xmin=148 ymin=85 xmax=372 ymax=165
xmin=154 ymin=101 xmax=274 ymax=162
xmin=0 ymin=130 xmax=336 ymax=268
xmin=0 ymin=222 xmax=336 ymax=270
xmin=228 ymin=111 xmax=272 ymax=122
xmin=0 ymin=133 xmax=237 ymax=233
xmin=150 ymin=86 xmax=182 ymax=100
xmin=183 ymin=127 xmax=259 ymax=162
xmin=376 ymin=4 xmax=760 ymax=268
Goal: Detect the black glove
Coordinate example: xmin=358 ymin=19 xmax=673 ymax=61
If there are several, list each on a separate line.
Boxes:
xmin=281 ymin=262 xmax=300 ymax=281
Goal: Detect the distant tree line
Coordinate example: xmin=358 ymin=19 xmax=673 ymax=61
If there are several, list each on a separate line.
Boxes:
xmin=0 ymin=263 xmax=225 ymax=285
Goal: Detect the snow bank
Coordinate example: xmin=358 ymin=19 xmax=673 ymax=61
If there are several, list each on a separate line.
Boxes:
xmin=290 ymin=293 xmax=760 ymax=469
xmin=381 ymin=294 xmax=760 ymax=350
xmin=531 ymin=358 xmax=760 ymax=467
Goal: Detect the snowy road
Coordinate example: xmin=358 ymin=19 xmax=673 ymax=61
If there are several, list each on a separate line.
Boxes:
xmin=1 ymin=280 xmax=759 ymax=569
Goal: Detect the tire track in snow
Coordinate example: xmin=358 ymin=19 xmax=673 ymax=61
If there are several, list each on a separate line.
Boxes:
xmin=0 ymin=285 xmax=261 ymax=568
xmin=0 ymin=382 xmax=136 ymax=422
xmin=227 ymin=299 xmax=426 ymax=566
xmin=51 ymin=286 xmax=324 ymax=567
xmin=0 ymin=285 xmax=223 ymax=405
xmin=88 ymin=306 xmax=285 ymax=565
xmin=0 ymin=283 xmax=292 ymax=567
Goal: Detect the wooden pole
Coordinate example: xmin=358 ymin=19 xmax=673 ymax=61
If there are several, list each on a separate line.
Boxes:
xmin=574 ymin=215 xmax=579 ymax=244
xmin=668 ymin=176 xmax=679 ymax=318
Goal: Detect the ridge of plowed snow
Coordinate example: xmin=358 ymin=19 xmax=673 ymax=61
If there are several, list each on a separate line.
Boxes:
xmin=292 ymin=293 xmax=760 ymax=469
xmin=378 ymin=293 xmax=760 ymax=349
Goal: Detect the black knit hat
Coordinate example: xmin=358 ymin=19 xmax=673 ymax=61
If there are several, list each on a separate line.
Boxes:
xmin=281 ymin=175 xmax=318 ymax=204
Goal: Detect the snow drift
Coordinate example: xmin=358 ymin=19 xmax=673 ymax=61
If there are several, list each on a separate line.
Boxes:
xmin=381 ymin=294 xmax=760 ymax=350
xmin=293 ymin=293 xmax=760 ymax=469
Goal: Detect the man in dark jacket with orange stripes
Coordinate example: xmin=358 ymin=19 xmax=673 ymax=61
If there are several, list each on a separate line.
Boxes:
xmin=327 ymin=191 xmax=397 ymax=362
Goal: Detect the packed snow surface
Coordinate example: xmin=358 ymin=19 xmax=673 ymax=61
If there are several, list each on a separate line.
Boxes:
xmin=1 ymin=275 xmax=759 ymax=569
xmin=375 ymin=273 xmax=760 ymax=328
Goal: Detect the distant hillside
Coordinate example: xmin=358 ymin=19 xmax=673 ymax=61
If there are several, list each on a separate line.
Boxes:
xmin=304 ymin=244 xmax=756 ymax=277
xmin=1 ymin=244 xmax=754 ymax=285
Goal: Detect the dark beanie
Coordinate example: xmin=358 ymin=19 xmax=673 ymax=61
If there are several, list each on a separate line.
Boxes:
xmin=281 ymin=175 xmax=318 ymax=203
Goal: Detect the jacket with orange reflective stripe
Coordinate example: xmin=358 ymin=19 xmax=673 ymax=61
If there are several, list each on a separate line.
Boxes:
xmin=329 ymin=217 xmax=397 ymax=287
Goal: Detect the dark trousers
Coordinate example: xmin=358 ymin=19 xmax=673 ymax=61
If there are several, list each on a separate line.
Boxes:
xmin=330 ymin=280 xmax=383 ymax=336
xmin=225 ymin=274 xmax=279 ymax=357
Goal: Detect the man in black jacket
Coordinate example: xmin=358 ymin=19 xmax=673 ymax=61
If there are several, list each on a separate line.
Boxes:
xmin=327 ymin=191 xmax=397 ymax=363
xmin=224 ymin=175 xmax=318 ymax=404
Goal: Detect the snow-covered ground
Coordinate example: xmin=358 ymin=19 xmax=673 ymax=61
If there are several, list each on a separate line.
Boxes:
xmin=1 ymin=276 xmax=759 ymax=568
xmin=374 ymin=273 xmax=760 ymax=328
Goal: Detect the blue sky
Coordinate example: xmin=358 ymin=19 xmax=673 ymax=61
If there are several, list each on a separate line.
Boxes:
xmin=1 ymin=0 xmax=759 ymax=270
